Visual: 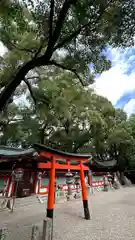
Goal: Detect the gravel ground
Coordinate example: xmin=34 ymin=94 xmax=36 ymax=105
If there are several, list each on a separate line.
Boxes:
xmin=1 ymin=187 xmax=135 ymax=240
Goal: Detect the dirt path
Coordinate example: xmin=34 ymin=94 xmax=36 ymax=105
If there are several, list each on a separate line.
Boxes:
xmin=1 ymin=187 xmax=135 ymax=240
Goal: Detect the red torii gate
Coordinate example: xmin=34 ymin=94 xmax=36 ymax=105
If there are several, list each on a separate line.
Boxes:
xmin=34 ymin=144 xmax=91 ymax=220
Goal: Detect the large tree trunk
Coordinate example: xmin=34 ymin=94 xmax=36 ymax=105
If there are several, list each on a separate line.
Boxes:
xmin=119 ymin=171 xmax=125 ymax=185
xmin=116 ymin=171 xmax=124 ymax=185
xmin=116 ymin=171 xmax=132 ymax=186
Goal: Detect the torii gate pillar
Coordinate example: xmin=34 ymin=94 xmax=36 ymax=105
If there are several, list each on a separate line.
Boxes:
xmin=80 ymin=161 xmax=90 ymax=220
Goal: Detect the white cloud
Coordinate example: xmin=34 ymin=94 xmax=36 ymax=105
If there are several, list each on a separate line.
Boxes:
xmin=124 ymin=99 xmax=135 ymax=117
xmin=94 ymin=66 xmax=135 ymax=105
xmin=93 ymin=47 xmax=135 ymax=115
xmin=0 ymin=42 xmax=7 ymax=56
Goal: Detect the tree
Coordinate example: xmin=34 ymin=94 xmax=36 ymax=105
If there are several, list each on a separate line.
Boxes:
xmin=0 ymin=0 xmax=135 ymax=110
xmin=128 ymin=114 xmax=135 ymax=139
xmin=108 ymin=122 xmax=134 ymax=166
xmin=0 ymin=70 xmax=124 ymax=156
xmin=28 ymin=71 xmax=111 ymax=152
xmin=0 ymin=63 xmax=134 ymax=184
xmin=0 ymin=69 xmax=111 ymax=151
xmin=126 ymin=114 xmax=135 ymax=170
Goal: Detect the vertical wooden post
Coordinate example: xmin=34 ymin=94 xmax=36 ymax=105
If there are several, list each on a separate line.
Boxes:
xmin=11 ymin=181 xmax=18 ymax=213
xmin=42 ymin=218 xmax=52 ymax=240
xmin=35 ymin=179 xmax=39 ymax=194
xmin=38 ymin=179 xmax=41 ymax=194
xmin=7 ymin=178 xmax=12 ymax=197
xmin=46 ymin=156 xmax=56 ymax=219
xmin=4 ymin=178 xmax=10 ymax=197
xmin=80 ymin=161 xmax=90 ymax=220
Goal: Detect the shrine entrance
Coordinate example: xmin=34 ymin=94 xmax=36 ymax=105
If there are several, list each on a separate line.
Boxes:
xmin=34 ymin=144 xmax=91 ymax=220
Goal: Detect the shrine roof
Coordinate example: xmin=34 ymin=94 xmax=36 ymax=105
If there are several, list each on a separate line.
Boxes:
xmin=93 ymin=159 xmax=117 ymax=167
xmin=0 ymin=146 xmax=37 ymax=160
xmin=0 ymin=145 xmax=117 ymax=171
xmin=84 ymin=158 xmax=117 ymax=170
xmin=34 ymin=143 xmax=91 ymax=159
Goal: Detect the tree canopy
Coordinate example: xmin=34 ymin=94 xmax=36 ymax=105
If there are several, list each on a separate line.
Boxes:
xmin=0 ymin=0 xmax=135 ymax=174
xmin=0 ymin=68 xmax=135 ymax=171
xmin=0 ymin=0 xmax=135 ymax=110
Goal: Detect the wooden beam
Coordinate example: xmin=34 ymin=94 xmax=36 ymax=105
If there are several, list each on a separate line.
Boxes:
xmin=38 ymin=162 xmax=88 ymax=171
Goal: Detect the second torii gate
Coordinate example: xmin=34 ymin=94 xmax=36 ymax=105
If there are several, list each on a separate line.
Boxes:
xmin=34 ymin=144 xmax=91 ymax=220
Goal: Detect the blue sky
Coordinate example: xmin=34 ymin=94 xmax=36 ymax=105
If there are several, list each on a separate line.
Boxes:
xmin=94 ymin=46 xmax=135 ymax=116
xmin=1 ymin=41 xmax=135 ymax=115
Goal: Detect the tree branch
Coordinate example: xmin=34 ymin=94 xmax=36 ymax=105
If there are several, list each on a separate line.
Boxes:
xmin=34 ymin=37 xmax=49 ymax=58
xmin=63 ymin=119 xmax=70 ymax=134
xmin=24 ymin=78 xmax=37 ymax=106
xmin=54 ymin=0 xmax=113 ymax=50
xmin=37 ymin=97 xmax=51 ymax=106
xmin=54 ymin=24 xmax=87 ymax=50
xmin=4 ymin=34 xmax=35 ymax=54
xmin=49 ymin=0 xmax=55 ymax=39
xmin=26 ymin=76 xmax=39 ymax=80
xmin=34 ymin=43 xmax=44 ymax=58
xmin=3 ymin=30 xmax=46 ymax=56
xmin=0 ymin=54 xmax=52 ymax=111
xmin=24 ymin=78 xmax=50 ymax=106
xmin=39 ymin=123 xmax=48 ymax=144
xmin=45 ymin=0 xmax=76 ymax=58
xmin=48 ymin=60 xmax=85 ymax=86
xmin=72 ymin=137 xmax=91 ymax=153
xmin=13 ymin=44 xmax=35 ymax=54
xmin=0 ymin=0 xmax=76 ymax=112
xmin=0 ymin=0 xmax=111 ymax=112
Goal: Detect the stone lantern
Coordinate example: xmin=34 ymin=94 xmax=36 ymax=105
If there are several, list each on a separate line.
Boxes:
xmin=11 ymin=168 xmax=24 ymax=212
xmin=74 ymin=172 xmax=81 ymax=199
xmin=103 ymin=174 xmax=108 ymax=191
xmin=65 ymin=169 xmax=73 ymax=201
xmin=12 ymin=168 xmax=24 ymax=183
